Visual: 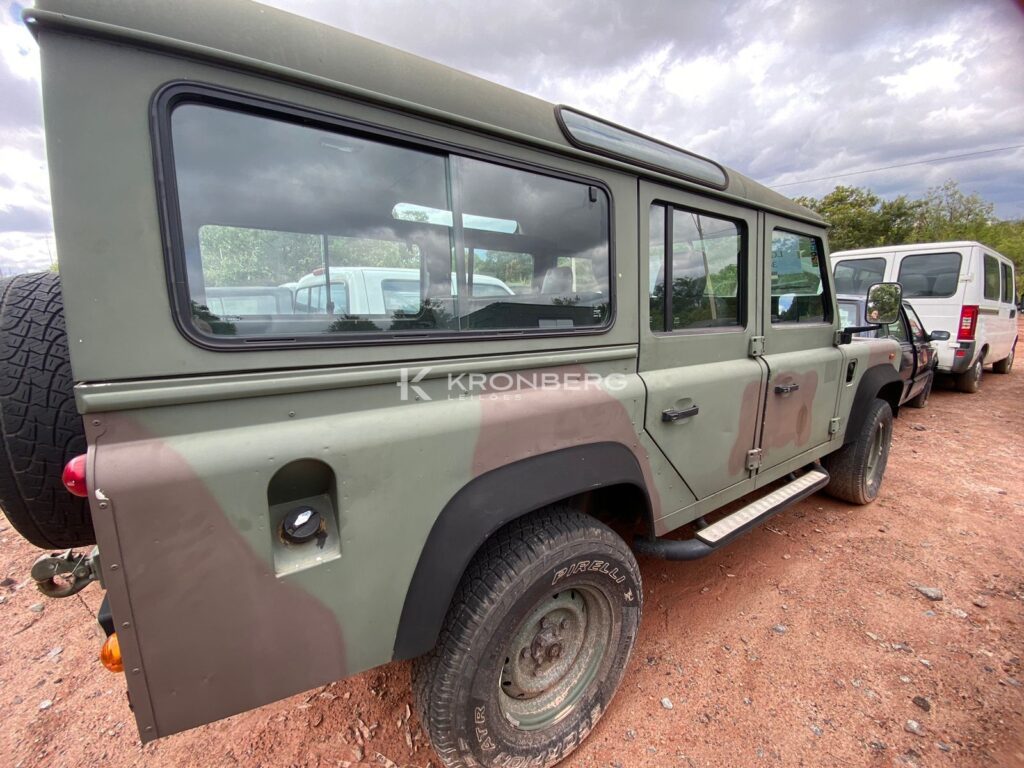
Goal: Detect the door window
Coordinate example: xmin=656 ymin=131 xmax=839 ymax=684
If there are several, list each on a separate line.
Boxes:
xmin=984 ymin=255 xmax=1001 ymax=301
xmin=1001 ymin=262 xmax=1015 ymax=303
xmin=770 ymin=230 xmax=829 ymax=324
xmin=903 ymin=304 xmax=928 ymax=342
xmin=648 ymin=204 xmax=744 ymax=331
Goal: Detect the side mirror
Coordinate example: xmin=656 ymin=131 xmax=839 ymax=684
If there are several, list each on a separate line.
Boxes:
xmin=928 ymin=330 xmax=951 ymax=342
xmin=865 ymin=282 xmax=902 ymax=326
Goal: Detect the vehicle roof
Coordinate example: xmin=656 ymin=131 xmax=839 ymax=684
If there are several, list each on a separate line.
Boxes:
xmin=831 ymin=241 xmax=984 ymax=258
xmin=27 ymin=0 xmax=823 ymax=227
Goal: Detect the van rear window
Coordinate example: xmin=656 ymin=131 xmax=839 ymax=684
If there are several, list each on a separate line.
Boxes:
xmin=833 ymin=257 xmax=887 ymax=295
xmin=163 ymin=98 xmax=611 ymax=345
xmin=896 ymin=252 xmax=961 ymax=298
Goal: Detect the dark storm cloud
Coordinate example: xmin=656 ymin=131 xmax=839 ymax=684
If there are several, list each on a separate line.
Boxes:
xmin=264 ymin=0 xmax=1024 ymax=216
xmin=1 ymin=0 xmax=1023 ymax=273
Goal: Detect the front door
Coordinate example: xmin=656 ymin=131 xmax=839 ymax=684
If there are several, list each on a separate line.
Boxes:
xmin=758 ymin=215 xmax=843 ymax=474
xmin=638 ymin=182 xmax=767 ymax=500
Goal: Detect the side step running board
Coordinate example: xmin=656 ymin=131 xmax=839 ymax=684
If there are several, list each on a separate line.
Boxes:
xmin=634 ymin=467 xmax=830 ymax=561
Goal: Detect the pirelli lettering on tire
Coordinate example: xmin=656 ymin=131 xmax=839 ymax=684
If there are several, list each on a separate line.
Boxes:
xmin=552 ymin=560 xmax=627 ymax=587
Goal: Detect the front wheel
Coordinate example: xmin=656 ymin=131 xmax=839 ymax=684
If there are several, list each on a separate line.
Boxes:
xmin=413 ymin=508 xmax=642 ymax=768
xmin=822 ymin=398 xmax=893 ymax=505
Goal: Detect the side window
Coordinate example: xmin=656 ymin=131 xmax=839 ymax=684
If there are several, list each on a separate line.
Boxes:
xmin=771 ymin=230 xmax=829 ymax=324
xmin=904 ymin=305 xmax=927 ymax=342
xmin=833 ymin=257 xmax=887 ymax=295
xmin=167 ymin=100 xmax=611 ymax=343
xmin=983 ymin=254 xmax=1000 ymax=301
xmin=886 ymin=314 xmax=908 ymax=343
xmin=648 ymin=204 xmax=744 ymax=332
xmin=1001 ymin=262 xmax=1014 ymax=303
xmin=897 ymin=252 xmax=961 ymax=298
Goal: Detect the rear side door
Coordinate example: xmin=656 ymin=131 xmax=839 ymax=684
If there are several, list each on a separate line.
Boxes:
xmin=638 ymin=182 xmax=767 ymax=500
xmin=758 ymin=216 xmax=843 ymax=475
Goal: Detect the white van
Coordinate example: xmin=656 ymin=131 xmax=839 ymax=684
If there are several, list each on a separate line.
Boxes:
xmin=290 ymin=267 xmax=515 ymax=315
xmin=832 ymin=241 xmax=1017 ymax=392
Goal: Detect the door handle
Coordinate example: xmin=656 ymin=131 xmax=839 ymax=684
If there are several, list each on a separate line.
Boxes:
xmin=662 ymin=404 xmax=699 ymax=422
xmin=774 ymin=383 xmax=800 ymax=395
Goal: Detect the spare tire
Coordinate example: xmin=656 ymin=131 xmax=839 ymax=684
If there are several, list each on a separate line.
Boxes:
xmin=0 ymin=272 xmax=93 ymax=548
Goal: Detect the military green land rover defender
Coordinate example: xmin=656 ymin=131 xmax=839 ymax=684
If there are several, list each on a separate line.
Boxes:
xmin=1 ymin=2 xmax=905 ymax=766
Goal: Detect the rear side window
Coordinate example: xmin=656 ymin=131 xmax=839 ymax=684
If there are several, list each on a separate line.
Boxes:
xmin=983 ymin=255 xmax=1001 ymax=301
xmin=648 ymin=204 xmax=744 ymax=331
xmin=1000 ymin=262 xmax=1014 ymax=303
xmin=897 ymin=252 xmax=961 ymax=298
xmin=833 ymin=257 xmax=887 ymax=295
xmin=770 ymin=230 xmax=829 ymax=324
xmin=163 ymin=98 xmax=611 ymax=344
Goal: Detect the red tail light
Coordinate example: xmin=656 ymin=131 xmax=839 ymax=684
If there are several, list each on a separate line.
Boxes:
xmin=61 ymin=454 xmax=88 ymax=497
xmin=957 ymin=305 xmax=978 ymax=341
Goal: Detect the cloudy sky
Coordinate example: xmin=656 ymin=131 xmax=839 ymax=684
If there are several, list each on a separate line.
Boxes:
xmin=1 ymin=0 xmax=1023 ymax=274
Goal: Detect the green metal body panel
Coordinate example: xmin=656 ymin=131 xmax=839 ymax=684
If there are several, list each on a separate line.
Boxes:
xmin=26 ymin=0 xmax=896 ymax=742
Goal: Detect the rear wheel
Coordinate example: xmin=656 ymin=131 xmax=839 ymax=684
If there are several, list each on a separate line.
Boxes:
xmin=992 ymin=342 xmax=1015 ymax=374
xmin=954 ymin=357 xmax=982 ymax=393
xmin=413 ymin=508 xmax=641 ymax=768
xmin=821 ymin=398 xmax=893 ymax=505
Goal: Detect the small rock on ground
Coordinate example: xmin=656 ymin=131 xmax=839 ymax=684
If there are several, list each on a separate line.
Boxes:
xmin=772 ymin=624 xmax=788 ymax=634
xmin=914 ymin=586 xmax=943 ymax=601
xmin=29 ymin=603 xmax=44 ymax=613
xmin=660 ymin=697 xmax=673 ymax=710
xmin=905 ymin=720 xmax=926 ymax=736
xmin=912 ymin=696 xmax=931 ymax=712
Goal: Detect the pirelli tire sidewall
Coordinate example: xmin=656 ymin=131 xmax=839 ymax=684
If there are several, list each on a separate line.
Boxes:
xmin=0 ymin=272 xmax=93 ymax=549
xmin=454 ymin=541 xmax=641 ymax=767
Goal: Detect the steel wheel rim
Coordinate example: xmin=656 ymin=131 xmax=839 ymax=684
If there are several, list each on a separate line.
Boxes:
xmin=498 ymin=585 xmax=613 ymax=731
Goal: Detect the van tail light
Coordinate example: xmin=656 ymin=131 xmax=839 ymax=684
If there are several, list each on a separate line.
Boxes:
xmin=61 ymin=454 xmax=88 ymax=497
xmin=957 ymin=305 xmax=978 ymax=341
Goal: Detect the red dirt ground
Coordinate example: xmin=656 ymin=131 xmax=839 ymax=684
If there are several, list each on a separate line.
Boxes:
xmin=1 ymin=334 xmax=1022 ymax=768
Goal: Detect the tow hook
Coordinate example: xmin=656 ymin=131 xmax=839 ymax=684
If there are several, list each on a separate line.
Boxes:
xmin=30 ymin=547 xmax=101 ymax=598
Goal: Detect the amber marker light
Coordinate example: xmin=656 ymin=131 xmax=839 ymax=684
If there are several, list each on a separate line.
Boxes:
xmin=100 ymin=633 xmax=123 ymax=672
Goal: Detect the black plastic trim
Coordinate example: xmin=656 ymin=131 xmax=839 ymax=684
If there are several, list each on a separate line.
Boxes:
xmin=97 ymin=593 xmax=114 ymax=637
xmin=150 ymin=82 xmax=617 ymax=352
xmin=392 ymin=442 xmax=652 ymax=661
xmin=555 ymin=106 xmax=729 ymax=191
xmin=845 ymin=363 xmax=903 ymax=445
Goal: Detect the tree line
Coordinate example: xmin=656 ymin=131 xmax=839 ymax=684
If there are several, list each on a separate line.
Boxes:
xmin=794 ymin=180 xmax=1023 ymax=293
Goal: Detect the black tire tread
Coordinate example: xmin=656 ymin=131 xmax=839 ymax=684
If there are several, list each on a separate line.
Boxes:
xmin=955 ymin=356 xmax=982 ymax=393
xmin=821 ymin=399 xmax=892 ymax=505
xmin=412 ymin=507 xmax=639 ymax=768
xmin=992 ymin=341 xmax=1015 ymax=374
xmin=0 ymin=272 xmax=92 ymax=548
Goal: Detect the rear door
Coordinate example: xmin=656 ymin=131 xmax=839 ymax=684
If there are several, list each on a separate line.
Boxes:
xmin=758 ymin=216 xmax=843 ymax=474
xmin=638 ymin=182 xmax=767 ymax=500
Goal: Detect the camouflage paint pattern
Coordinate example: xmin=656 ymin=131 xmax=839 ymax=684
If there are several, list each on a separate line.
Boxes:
xmin=26 ymin=0 xmax=897 ymax=745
